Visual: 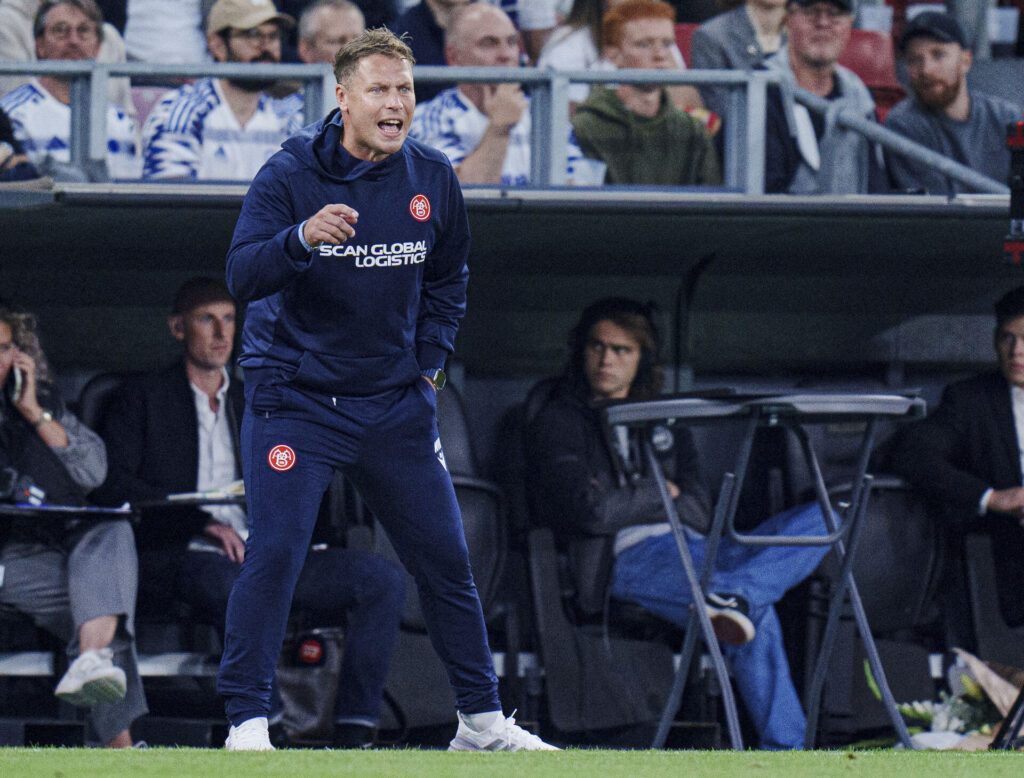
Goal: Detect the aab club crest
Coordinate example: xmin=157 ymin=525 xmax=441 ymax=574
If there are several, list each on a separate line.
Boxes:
xmin=409 ymin=194 xmax=430 ymax=222
xmin=268 ymin=444 xmax=296 ymax=472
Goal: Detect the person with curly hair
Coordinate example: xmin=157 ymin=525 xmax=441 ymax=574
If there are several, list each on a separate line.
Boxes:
xmin=0 ymin=304 xmax=146 ymax=748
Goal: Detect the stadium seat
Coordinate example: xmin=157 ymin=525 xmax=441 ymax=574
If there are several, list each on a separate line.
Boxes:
xmin=357 ymin=380 xmax=518 ymax=732
xmin=75 ymin=370 xmax=141 ymax=431
xmin=838 ymin=28 xmax=906 ymax=122
xmin=369 ymin=381 xmax=509 ymax=633
xmin=964 ymin=532 xmax=1024 ymax=669
xmin=518 ymin=378 xmax=697 ymax=741
xmin=674 ymin=22 xmax=698 ymax=66
xmin=799 ymin=474 xmax=949 ymax=743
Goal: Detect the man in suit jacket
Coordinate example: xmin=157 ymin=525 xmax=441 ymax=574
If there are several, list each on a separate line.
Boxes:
xmin=92 ymin=276 xmax=404 ymax=749
xmin=891 ymin=285 xmax=1024 ymax=629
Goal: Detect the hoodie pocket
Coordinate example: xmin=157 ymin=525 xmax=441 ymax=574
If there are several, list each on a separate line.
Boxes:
xmin=250 ymin=383 xmax=285 ymax=417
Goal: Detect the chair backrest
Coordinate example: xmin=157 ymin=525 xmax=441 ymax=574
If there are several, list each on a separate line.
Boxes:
xmin=436 ymin=382 xmax=476 ymax=476
xmin=839 ymin=29 xmax=901 ymax=89
xmin=520 ymin=377 xmax=562 ymax=521
xmin=372 ymin=381 xmax=507 ymax=630
xmin=76 ymin=371 xmax=140 ymax=431
xmin=964 ymin=533 xmax=1024 ymax=668
xmin=838 ymin=28 xmax=905 ymax=121
xmin=819 ymin=476 xmax=944 ymax=636
xmin=675 ymin=22 xmax=698 ymax=65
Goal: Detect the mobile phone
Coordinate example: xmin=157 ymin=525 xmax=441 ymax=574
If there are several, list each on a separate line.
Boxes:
xmin=5 ymin=365 xmax=22 ymax=403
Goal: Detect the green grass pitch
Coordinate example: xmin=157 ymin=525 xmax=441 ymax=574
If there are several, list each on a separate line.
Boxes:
xmin=1 ymin=747 xmax=1022 ymax=777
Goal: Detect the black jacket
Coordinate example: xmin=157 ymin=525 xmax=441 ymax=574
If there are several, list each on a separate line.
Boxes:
xmin=91 ymin=360 xmax=244 ymax=552
xmin=890 ymin=371 xmax=1024 ymax=626
xmin=525 ymin=382 xmax=712 ymax=613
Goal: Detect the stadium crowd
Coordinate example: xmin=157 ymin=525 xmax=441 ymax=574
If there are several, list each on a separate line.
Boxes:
xmin=1 ymin=0 xmax=1023 ymax=753
xmin=0 ymin=0 xmax=1019 ymax=191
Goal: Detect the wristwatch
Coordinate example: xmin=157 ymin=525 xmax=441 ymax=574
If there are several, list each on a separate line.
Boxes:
xmin=420 ymin=368 xmax=447 ymax=391
xmin=33 ymin=410 xmax=53 ymax=428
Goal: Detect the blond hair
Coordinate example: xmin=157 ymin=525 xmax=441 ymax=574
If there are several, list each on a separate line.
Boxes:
xmin=334 ymin=27 xmax=414 ymax=86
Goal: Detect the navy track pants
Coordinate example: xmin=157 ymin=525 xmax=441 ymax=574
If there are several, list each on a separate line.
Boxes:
xmin=217 ymin=376 xmax=500 ymax=726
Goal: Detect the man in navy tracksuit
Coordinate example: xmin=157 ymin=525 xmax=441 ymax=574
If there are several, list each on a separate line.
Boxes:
xmin=217 ymin=28 xmax=557 ymax=751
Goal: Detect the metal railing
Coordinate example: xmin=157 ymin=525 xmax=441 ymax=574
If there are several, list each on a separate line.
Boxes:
xmin=0 ymin=60 xmax=1008 ymax=194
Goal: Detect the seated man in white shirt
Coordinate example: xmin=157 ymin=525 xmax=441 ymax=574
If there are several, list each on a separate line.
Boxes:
xmin=92 ymin=277 xmax=405 ymax=749
xmin=141 ymin=0 xmax=301 ymax=181
xmin=409 ymin=2 xmax=584 ymax=186
xmin=0 ymin=0 xmax=140 ymax=180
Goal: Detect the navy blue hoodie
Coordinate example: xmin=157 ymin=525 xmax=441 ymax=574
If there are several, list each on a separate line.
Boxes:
xmin=226 ymin=109 xmax=469 ymax=396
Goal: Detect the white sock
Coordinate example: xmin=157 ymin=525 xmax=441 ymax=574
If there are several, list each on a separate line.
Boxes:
xmin=462 ymin=710 xmax=503 ymax=732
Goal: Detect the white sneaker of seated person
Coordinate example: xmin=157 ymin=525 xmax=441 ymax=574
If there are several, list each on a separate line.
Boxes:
xmin=54 ymin=647 xmax=127 ymax=706
xmin=449 ymin=710 xmax=560 ymax=751
xmin=225 ymin=717 xmax=274 ymax=751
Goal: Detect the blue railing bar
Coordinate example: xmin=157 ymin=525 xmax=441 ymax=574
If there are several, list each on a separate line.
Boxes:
xmin=7 ymin=59 xmax=997 ymax=195
xmin=0 ymin=60 xmax=771 ymax=85
xmin=744 ymin=72 xmax=769 ymax=195
xmin=794 ymin=86 xmax=1008 ymax=195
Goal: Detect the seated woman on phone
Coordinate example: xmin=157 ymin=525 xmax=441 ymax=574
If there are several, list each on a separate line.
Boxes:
xmin=0 ymin=304 xmax=148 ymax=747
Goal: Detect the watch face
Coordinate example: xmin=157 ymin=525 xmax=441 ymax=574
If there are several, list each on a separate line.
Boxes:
xmin=433 ymin=369 xmax=447 ymax=391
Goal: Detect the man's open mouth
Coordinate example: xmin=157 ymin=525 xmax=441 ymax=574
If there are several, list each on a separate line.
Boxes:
xmin=379 ymin=119 xmax=403 ymax=137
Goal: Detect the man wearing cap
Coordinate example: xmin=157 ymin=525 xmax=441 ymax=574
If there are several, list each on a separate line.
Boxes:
xmin=141 ymin=0 xmax=301 ymax=181
xmin=762 ymin=0 xmax=881 ymax=193
xmin=92 ymin=277 xmax=405 ymax=749
xmin=884 ymin=11 xmax=1022 ymax=195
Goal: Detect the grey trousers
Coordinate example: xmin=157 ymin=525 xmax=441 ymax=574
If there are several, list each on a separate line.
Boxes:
xmin=0 ymin=520 xmax=147 ymax=744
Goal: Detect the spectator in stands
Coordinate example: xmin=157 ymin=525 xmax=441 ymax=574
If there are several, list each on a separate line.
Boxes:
xmin=91 ymin=277 xmax=404 ymax=750
xmin=0 ymin=106 xmax=43 ymax=181
xmin=297 ymin=0 xmax=365 ymax=64
xmin=141 ymin=0 xmax=301 ymax=181
xmin=890 ymin=285 xmax=1024 ymax=632
xmin=537 ymin=0 xmax=703 ymax=115
xmin=487 ymin=0 xmax=558 ymax=62
xmin=269 ymin=0 xmax=366 ymax=115
xmin=94 ymin=0 xmax=209 ymax=64
xmin=884 ymin=12 xmax=1021 ymax=195
xmin=525 ymin=297 xmax=829 ymax=749
xmin=762 ymin=0 xmax=881 ymax=194
xmin=0 ymin=304 xmax=146 ymax=748
xmin=571 ymin=0 xmax=721 ymax=185
xmin=391 ymin=0 xmax=473 ymax=104
xmin=410 ymin=2 xmax=584 ymax=185
xmin=101 ymin=0 xmax=381 ymax=64
xmin=277 ymin=0 xmax=399 ymax=56
xmin=536 ymin=0 xmax=606 ymax=105
xmin=689 ymin=0 xmax=787 ymax=120
xmin=0 ymin=0 xmax=140 ymax=180
xmin=0 ymin=0 xmax=133 ymax=117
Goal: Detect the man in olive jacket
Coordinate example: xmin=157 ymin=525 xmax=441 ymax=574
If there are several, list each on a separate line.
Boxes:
xmin=571 ymin=0 xmax=721 ymax=187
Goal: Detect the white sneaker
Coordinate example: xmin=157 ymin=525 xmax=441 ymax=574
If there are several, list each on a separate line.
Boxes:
xmin=225 ymin=717 xmax=275 ymax=751
xmin=54 ymin=648 xmax=127 ymax=707
xmin=449 ymin=711 xmax=560 ymax=751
